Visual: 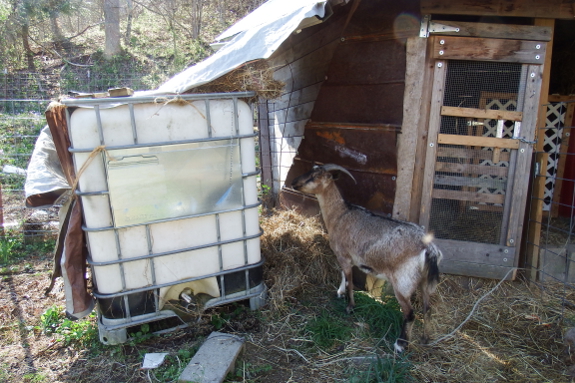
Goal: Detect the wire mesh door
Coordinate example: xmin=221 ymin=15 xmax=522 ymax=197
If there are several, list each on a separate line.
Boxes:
xmin=420 ymin=36 xmax=546 ymax=279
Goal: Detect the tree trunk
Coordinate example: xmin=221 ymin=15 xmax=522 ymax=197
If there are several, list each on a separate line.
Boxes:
xmin=104 ymin=0 xmax=122 ymax=59
xmin=21 ymin=24 xmax=36 ymax=70
xmin=124 ymin=0 xmax=133 ymax=46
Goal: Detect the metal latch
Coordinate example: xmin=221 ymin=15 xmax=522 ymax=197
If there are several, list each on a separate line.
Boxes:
xmin=420 ymin=15 xmax=460 ymax=38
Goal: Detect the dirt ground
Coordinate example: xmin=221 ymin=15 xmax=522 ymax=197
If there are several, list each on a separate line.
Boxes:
xmin=2 ymin=210 xmax=575 ymax=382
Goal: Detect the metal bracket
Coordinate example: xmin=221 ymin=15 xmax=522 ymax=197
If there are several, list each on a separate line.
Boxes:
xmin=420 ymin=15 xmax=460 ymax=38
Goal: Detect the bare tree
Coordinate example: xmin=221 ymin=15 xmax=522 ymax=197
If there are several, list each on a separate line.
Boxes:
xmin=103 ymin=0 xmax=121 ymax=58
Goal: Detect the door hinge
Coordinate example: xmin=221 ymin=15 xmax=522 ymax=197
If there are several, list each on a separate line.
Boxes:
xmin=420 ymin=15 xmax=460 ymax=38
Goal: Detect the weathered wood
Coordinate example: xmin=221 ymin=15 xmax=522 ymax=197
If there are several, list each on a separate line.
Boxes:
xmin=421 ymin=0 xmax=575 ymax=20
xmin=432 ymin=189 xmax=505 ymax=204
xmin=432 ymin=36 xmax=546 ymax=65
xmin=434 ymin=174 xmax=507 ymax=189
xmin=419 ymin=61 xmax=447 ymax=229
xmin=525 ymin=153 xmax=548 ymax=282
xmin=506 ymin=64 xmax=543 ymax=250
xmin=395 ymin=36 xmax=428 ymax=221
xmin=437 ymin=133 xmax=520 ymax=149
xmin=435 ymin=238 xmax=517 ymax=279
xmin=535 ymin=19 xmax=555 ymax=154
xmin=430 ymin=20 xmax=552 ymax=41
xmin=258 ymin=100 xmax=273 ymax=192
xmin=409 ymin=37 xmax=436 ymax=223
xmin=311 ymin=82 xmax=405 ymax=124
xmin=441 ymin=105 xmax=523 ymax=121
xmin=437 ymin=146 xmax=511 ymax=163
xmin=435 ymin=161 xmax=509 ymax=177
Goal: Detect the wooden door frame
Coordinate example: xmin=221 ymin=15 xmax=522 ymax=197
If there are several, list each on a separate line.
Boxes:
xmin=416 ymin=36 xmax=546 ymax=280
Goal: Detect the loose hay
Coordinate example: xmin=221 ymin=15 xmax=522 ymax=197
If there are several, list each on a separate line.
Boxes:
xmin=259 ymin=208 xmax=575 ymax=382
xmin=187 ymin=60 xmax=284 ymax=100
xmin=260 ymin=208 xmax=340 ymax=312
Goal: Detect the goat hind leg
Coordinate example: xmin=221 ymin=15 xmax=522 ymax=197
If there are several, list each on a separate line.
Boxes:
xmin=394 ymin=293 xmax=415 ymax=353
xmin=421 ymin=284 xmax=434 ymax=344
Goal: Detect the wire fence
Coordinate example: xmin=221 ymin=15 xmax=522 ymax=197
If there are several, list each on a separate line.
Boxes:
xmin=0 ymin=71 xmax=167 ymax=263
xmin=525 ymin=99 xmax=575 ymax=319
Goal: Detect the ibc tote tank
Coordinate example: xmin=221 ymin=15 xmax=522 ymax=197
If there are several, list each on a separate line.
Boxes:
xmin=62 ymin=92 xmax=265 ymax=344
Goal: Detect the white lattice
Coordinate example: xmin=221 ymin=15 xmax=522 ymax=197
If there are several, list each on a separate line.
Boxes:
xmin=543 ymin=102 xmax=566 ymax=211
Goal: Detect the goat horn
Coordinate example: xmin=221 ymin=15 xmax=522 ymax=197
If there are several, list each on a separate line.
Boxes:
xmin=322 ymin=164 xmax=357 ymax=184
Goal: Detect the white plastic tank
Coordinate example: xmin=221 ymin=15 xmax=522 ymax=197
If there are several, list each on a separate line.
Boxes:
xmin=63 ymin=93 xmax=264 ymax=343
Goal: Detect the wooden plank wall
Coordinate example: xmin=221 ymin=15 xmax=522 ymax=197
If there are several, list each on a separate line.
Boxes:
xmin=421 ymin=0 xmax=575 ymax=19
xmin=263 ymin=3 xmax=352 ymax=195
xmin=280 ymin=0 xmax=421 ymax=216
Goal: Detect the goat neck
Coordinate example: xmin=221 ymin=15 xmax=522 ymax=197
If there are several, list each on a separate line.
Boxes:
xmin=316 ymin=180 xmax=349 ymax=234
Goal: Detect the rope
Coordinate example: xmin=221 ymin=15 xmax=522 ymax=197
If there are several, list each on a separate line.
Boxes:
xmin=70 ymin=145 xmax=108 ymax=198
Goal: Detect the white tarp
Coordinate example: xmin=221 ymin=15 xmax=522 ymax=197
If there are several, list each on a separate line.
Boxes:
xmin=154 ymin=0 xmax=329 ymax=95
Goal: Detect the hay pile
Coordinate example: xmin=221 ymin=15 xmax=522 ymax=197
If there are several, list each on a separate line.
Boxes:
xmin=260 ymin=209 xmax=340 ymax=311
xmin=188 ymin=60 xmax=284 ymax=100
xmin=259 ymin=209 xmax=575 ymax=381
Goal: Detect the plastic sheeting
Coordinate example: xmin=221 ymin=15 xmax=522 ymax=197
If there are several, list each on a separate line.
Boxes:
xmin=154 ymin=0 xmax=329 ymax=95
xmin=25 ymin=126 xmax=70 ymax=208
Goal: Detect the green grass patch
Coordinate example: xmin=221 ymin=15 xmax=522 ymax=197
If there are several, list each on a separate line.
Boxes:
xmin=305 ymin=309 xmax=353 ymax=350
xmin=352 ymin=292 xmax=403 ymax=343
xmin=348 ymin=354 xmax=414 ymax=383
xmin=40 ymin=305 xmax=99 ymax=349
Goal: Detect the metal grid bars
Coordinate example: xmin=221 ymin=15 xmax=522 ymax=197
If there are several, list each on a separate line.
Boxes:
xmin=62 ymin=93 xmax=264 ymax=339
xmin=0 ymin=99 xmax=58 ymax=240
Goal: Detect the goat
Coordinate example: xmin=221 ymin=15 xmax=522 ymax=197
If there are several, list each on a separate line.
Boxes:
xmin=291 ymin=163 xmax=443 ymax=353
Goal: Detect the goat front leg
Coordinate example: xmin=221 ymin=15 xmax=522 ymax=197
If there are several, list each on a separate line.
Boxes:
xmin=337 ymin=271 xmax=347 ymax=298
xmin=343 ymin=265 xmax=355 ymax=313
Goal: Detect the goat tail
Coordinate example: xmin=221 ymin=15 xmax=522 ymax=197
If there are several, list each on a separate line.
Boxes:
xmin=423 ymin=242 xmax=443 ymax=293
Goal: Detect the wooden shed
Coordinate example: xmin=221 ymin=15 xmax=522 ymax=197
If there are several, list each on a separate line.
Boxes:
xmin=256 ymin=0 xmax=575 ymax=280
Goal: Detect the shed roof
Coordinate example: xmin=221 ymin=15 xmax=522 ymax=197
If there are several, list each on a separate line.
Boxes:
xmin=153 ymin=0 xmax=331 ymax=95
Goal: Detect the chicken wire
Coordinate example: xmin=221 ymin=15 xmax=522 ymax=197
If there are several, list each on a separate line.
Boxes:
xmin=428 ymin=60 xmax=527 ymax=245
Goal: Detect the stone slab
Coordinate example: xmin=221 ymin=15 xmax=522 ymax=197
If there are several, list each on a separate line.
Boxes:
xmin=179 ymin=331 xmax=244 ymax=383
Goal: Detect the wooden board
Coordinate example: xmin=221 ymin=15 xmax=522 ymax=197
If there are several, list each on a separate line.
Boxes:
xmin=432 ymin=189 xmax=506 ymax=204
xmin=435 ymin=238 xmax=517 ymax=280
xmin=437 ymin=134 xmax=520 ymax=149
xmin=435 ymin=161 xmax=509 ymax=177
xmin=395 ymin=36 xmax=428 ymax=221
xmin=430 ymin=20 xmax=552 ymax=41
xmin=437 ymin=146 xmax=511 ymax=162
xmin=419 ymin=61 xmax=447 ymax=229
xmin=525 ymin=153 xmax=549 ymax=282
xmin=421 ymin=0 xmax=575 ymax=19
xmin=441 ymin=106 xmax=523 ymax=121
xmin=432 ymin=36 xmax=546 ymax=65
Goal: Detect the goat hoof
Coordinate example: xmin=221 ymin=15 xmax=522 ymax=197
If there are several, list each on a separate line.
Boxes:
xmin=345 ymin=305 xmax=354 ymax=314
xmin=421 ymin=335 xmax=430 ymax=345
xmin=394 ymin=339 xmax=408 ymax=353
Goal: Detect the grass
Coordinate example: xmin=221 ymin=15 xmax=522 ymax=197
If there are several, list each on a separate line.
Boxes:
xmin=40 ymin=305 xmax=99 ymax=348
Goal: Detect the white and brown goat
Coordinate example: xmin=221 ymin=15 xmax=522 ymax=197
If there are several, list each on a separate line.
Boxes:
xmin=291 ymin=164 xmax=443 ymax=352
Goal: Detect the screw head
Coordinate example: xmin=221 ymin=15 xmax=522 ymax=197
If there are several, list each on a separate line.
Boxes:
xmin=429 ymin=142 xmax=434 ymax=147
xmin=531 ymin=72 xmax=536 ymax=78
xmin=439 ymin=50 xmax=444 ymax=55
xmin=535 ymin=55 xmax=540 ymax=60
xmin=437 ymin=62 xmax=443 ymax=68
xmin=536 ymin=44 xmax=541 ymax=49
xmin=440 ymin=39 xmax=445 ymax=45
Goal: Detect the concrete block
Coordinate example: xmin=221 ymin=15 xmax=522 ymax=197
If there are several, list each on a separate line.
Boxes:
xmin=179 ymin=331 xmax=244 ymax=383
